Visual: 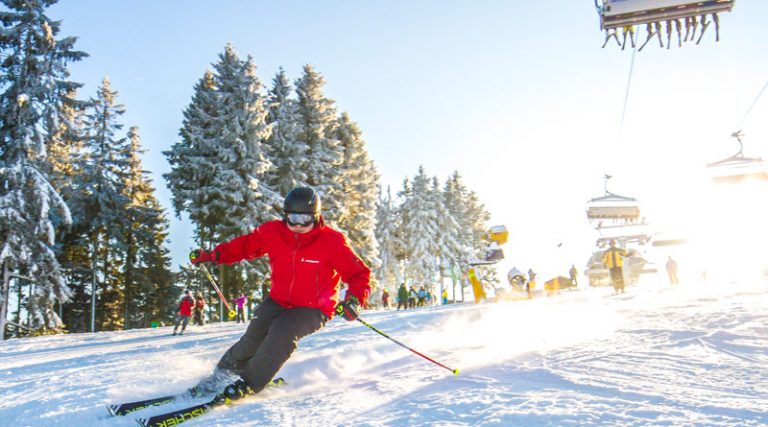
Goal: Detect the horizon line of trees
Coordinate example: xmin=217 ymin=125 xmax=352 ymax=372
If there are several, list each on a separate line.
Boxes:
xmin=0 ymin=1 xmax=495 ymax=340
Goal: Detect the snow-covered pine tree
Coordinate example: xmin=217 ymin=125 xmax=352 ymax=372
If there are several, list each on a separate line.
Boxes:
xmin=211 ymin=47 xmax=276 ymax=238
xmin=47 ymin=88 xmax=90 ymax=332
xmin=134 ymin=194 xmax=177 ymax=328
xmin=335 ymin=112 xmax=380 ymax=272
xmin=166 ymin=45 xmax=276 ymax=319
xmin=0 ymin=0 xmax=86 ymax=338
xmin=164 ymin=68 xmax=226 ymax=317
xmin=80 ymin=77 xmax=132 ymax=331
xmin=208 ymin=47 xmax=277 ymax=304
xmin=164 ymin=69 xmax=220 ymax=245
xmin=122 ymin=127 xmax=175 ymax=329
xmin=375 ymin=185 xmax=402 ymax=291
xmin=395 ymin=177 xmax=412 ymax=268
xmin=430 ymin=176 xmax=462 ymax=285
xmin=264 ymin=67 xmax=307 ymax=202
xmin=442 ymin=171 xmax=470 ymax=298
xmin=45 ymin=88 xmax=85 ymax=209
xmin=400 ymin=166 xmax=441 ymax=285
xmin=443 ymin=171 xmax=474 ymax=261
xmin=295 ymin=65 xmax=344 ymax=224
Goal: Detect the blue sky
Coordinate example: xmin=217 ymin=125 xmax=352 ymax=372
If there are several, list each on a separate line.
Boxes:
xmin=47 ymin=1 xmax=768 ymax=283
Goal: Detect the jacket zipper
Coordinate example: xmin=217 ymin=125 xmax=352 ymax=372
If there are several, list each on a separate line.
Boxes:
xmin=288 ymin=234 xmax=298 ymax=301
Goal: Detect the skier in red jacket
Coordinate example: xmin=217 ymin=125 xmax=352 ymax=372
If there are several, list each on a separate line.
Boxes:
xmin=172 ymin=290 xmax=195 ymax=336
xmin=189 ymin=187 xmax=371 ymax=397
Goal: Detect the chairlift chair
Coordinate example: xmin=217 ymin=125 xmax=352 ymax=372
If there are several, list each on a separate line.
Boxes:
xmin=586 ymin=175 xmax=641 ymax=222
xmin=706 ymin=131 xmax=768 ymax=183
xmin=596 ymin=0 xmax=735 ymax=30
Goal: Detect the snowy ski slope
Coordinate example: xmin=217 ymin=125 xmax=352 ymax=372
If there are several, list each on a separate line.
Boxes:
xmin=1 ymin=276 xmax=767 ymax=426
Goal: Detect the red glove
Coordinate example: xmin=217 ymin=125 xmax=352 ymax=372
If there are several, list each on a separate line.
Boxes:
xmin=189 ymin=249 xmax=217 ymax=264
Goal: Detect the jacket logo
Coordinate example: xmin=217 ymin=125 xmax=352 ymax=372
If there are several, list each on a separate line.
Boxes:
xmin=301 ymin=258 xmax=320 ymax=264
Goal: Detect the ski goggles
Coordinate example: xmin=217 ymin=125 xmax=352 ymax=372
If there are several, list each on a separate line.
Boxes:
xmin=285 ymin=212 xmax=316 ymax=227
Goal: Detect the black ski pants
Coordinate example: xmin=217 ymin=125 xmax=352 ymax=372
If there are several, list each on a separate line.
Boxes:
xmin=173 ymin=315 xmax=190 ymax=333
xmin=217 ymin=296 xmax=328 ymax=393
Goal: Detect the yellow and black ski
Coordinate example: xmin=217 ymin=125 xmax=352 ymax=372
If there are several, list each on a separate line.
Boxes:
xmin=135 ymin=378 xmax=285 ymax=427
xmin=107 ymin=388 xmax=203 ymax=417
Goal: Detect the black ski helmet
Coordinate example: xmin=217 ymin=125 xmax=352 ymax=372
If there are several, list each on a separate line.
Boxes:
xmin=283 ymin=187 xmax=321 ymax=214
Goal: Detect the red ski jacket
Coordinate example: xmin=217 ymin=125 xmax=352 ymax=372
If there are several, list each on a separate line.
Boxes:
xmin=178 ymin=296 xmax=194 ymax=317
xmin=212 ymin=218 xmax=371 ymax=318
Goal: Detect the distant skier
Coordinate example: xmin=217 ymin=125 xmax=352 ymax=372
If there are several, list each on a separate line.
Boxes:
xmin=417 ymin=286 xmax=427 ymax=307
xmin=408 ymin=286 xmax=418 ymax=308
xmin=442 ymin=288 xmax=448 ymax=305
xmin=666 ymin=256 xmax=679 ymax=285
xmin=193 ymin=292 xmax=206 ymax=326
xmin=189 ymin=187 xmax=370 ymax=398
xmin=569 ymin=264 xmax=578 ymax=287
xmin=527 ymin=268 xmax=537 ymax=283
xmin=527 ymin=268 xmax=537 ymax=298
xmin=234 ymin=293 xmax=247 ymax=323
xmin=602 ymin=240 xmax=627 ymax=295
xmin=173 ymin=290 xmax=194 ymax=336
xmin=397 ymin=283 xmax=408 ymax=310
xmin=381 ymin=288 xmax=390 ymax=309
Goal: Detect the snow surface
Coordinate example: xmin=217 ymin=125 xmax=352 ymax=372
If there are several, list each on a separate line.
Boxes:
xmin=1 ymin=277 xmax=767 ymax=427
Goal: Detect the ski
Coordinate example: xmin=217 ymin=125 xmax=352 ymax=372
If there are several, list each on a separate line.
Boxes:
xmin=135 ymin=378 xmax=284 ymax=427
xmin=107 ymin=377 xmax=283 ymax=417
xmin=107 ymin=387 xmax=203 ymax=416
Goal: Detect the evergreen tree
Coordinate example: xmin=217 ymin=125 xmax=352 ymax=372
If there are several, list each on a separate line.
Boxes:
xmin=211 ymin=46 xmax=276 ymax=238
xmin=374 ymin=186 xmax=401 ymax=290
xmin=122 ymin=127 xmax=175 ymax=329
xmin=443 ymin=171 xmax=474 ymax=262
xmin=80 ymin=77 xmax=131 ymax=331
xmin=441 ymin=171 xmax=469 ymax=297
xmin=335 ymin=112 xmax=380 ymax=271
xmin=0 ymin=0 xmax=86 ymax=337
xmin=165 ymin=45 xmax=277 ymax=317
xmin=165 ymin=69 xmax=220 ymax=245
xmin=394 ymin=177 xmax=412 ymax=264
xmin=430 ymin=176 xmax=462 ymax=271
xmin=264 ymin=67 xmax=306 ymax=201
xmin=400 ymin=166 xmax=441 ymax=285
xmin=295 ymin=64 xmax=343 ymax=224
xmin=47 ymin=88 xmax=90 ymax=332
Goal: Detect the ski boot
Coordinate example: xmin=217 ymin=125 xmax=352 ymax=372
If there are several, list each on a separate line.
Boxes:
xmin=221 ymin=379 xmax=254 ymax=403
xmin=190 ymin=367 xmax=240 ymax=397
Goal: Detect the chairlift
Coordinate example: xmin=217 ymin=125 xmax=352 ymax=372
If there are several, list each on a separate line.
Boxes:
xmin=595 ymin=0 xmax=735 ymax=49
xmin=586 ymin=175 xmax=641 ymax=222
xmin=706 ymin=131 xmax=768 ymax=183
xmin=597 ymin=0 xmax=734 ymax=29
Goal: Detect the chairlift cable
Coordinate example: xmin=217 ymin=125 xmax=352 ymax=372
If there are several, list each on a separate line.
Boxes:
xmin=617 ymin=48 xmax=636 ymax=143
xmin=736 ymin=78 xmax=768 ymax=130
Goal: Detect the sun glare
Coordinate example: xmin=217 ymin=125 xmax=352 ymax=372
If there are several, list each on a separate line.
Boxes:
xmin=673 ymin=179 xmax=768 ymax=283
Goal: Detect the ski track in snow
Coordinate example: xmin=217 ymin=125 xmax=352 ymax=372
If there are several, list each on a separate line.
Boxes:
xmin=1 ymin=278 xmax=767 ymax=426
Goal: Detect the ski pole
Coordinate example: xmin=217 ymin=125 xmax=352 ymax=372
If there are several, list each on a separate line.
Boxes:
xmin=356 ymin=316 xmax=459 ymax=375
xmin=199 ymin=264 xmax=237 ymax=319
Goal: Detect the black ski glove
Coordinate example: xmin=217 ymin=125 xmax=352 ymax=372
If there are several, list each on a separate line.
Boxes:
xmin=335 ymin=295 xmax=360 ymax=321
